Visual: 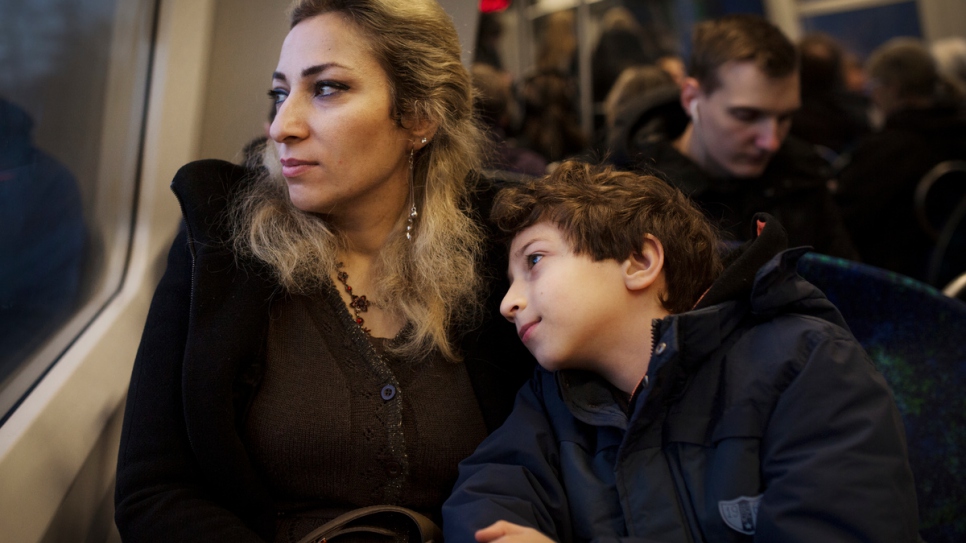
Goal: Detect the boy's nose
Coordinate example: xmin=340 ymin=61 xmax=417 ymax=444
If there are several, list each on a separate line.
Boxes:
xmin=499 ymin=285 xmax=525 ymax=322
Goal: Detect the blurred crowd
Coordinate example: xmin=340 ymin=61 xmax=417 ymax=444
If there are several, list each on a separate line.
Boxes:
xmin=471 ymin=8 xmax=966 ymax=288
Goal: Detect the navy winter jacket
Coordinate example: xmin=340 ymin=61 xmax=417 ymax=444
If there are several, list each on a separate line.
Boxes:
xmin=443 ymin=221 xmax=918 ymax=543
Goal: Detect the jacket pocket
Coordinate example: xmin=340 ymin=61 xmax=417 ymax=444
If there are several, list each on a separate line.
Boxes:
xmin=662 ymin=434 xmax=764 ymax=542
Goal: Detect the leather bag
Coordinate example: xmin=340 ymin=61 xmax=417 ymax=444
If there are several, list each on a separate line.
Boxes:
xmin=295 ymin=505 xmax=442 ymax=543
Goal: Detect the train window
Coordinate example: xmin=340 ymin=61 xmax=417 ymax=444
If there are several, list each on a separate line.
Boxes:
xmin=0 ymin=0 xmax=158 ymax=423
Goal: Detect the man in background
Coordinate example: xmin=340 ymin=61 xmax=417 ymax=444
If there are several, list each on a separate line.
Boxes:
xmin=836 ymin=37 xmax=966 ymax=281
xmin=626 ymin=15 xmax=856 ymax=259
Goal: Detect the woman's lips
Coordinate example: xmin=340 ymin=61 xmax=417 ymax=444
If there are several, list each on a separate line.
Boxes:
xmin=280 ymin=158 xmax=316 ymax=177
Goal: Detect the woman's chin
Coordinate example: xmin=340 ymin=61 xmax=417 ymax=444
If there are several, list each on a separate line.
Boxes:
xmin=285 ymin=185 xmax=322 ymax=213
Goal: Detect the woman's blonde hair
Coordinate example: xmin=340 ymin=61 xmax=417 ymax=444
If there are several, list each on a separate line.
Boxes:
xmin=231 ymin=0 xmax=485 ymax=362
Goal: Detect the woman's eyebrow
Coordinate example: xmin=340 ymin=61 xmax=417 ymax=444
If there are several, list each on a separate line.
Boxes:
xmin=302 ymin=63 xmax=340 ymax=78
xmin=272 ymin=63 xmax=349 ymax=83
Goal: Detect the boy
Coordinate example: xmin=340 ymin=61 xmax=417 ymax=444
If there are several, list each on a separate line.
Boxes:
xmin=443 ymin=161 xmax=919 ymax=542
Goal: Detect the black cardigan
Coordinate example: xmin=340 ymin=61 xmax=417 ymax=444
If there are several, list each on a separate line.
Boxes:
xmin=114 ymin=160 xmax=535 ymax=542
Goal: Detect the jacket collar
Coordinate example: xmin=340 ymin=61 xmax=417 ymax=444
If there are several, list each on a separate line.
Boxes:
xmin=557 ymin=214 xmax=846 ymax=427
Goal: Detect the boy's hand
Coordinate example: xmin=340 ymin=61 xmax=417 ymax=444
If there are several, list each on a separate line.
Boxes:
xmin=474 ymin=521 xmax=556 ymax=543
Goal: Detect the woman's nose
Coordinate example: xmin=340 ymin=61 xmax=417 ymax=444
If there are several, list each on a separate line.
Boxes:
xmin=269 ymin=97 xmax=308 ymax=143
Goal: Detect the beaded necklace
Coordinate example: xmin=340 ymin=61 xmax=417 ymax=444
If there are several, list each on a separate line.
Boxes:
xmin=335 ymin=262 xmax=373 ymax=335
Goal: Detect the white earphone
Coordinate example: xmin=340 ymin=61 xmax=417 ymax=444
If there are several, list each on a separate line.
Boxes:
xmin=689 ymin=100 xmax=700 ymax=123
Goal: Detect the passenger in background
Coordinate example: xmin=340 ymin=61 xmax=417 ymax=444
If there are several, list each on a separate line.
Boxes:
xmin=471 ymin=63 xmax=547 ymax=178
xmin=843 ymin=49 xmax=870 ymax=94
xmin=604 ymin=65 xmax=675 ymax=132
xmin=517 ymin=10 xmax=587 ymax=165
xmin=590 ymin=7 xmax=650 ymax=105
xmin=623 ymin=15 xmax=857 ymax=259
xmin=600 ymin=64 xmax=677 ymax=156
xmin=791 ymin=33 xmax=870 ymax=161
xmin=474 ymin=12 xmax=505 ymax=71
xmin=656 ymin=54 xmax=686 ymax=88
xmin=931 ymin=36 xmax=966 ymax=98
xmin=535 ymin=10 xmax=577 ymax=76
xmin=519 ymin=70 xmax=588 ymax=164
xmin=836 ymin=37 xmax=966 ymax=281
xmin=113 ymin=1 xmax=534 ymax=542
xmin=0 ymin=98 xmax=85 ymax=385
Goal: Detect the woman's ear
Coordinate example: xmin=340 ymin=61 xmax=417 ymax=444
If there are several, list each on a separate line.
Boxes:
xmin=406 ymin=102 xmax=438 ymax=150
xmin=410 ymin=121 xmax=438 ymax=150
xmin=622 ymin=234 xmax=665 ymax=292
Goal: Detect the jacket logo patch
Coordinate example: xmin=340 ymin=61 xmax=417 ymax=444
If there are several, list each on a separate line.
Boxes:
xmin=718 ymin=495 xmax=762 ymax=535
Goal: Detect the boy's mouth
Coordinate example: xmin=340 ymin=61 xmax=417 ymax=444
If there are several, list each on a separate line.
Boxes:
xmin=518 ymin=320 xmax=539 ymax=343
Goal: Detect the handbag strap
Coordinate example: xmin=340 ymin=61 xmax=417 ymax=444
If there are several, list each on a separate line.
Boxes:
xmin=295 ymin=505 xmax=442 ymax=543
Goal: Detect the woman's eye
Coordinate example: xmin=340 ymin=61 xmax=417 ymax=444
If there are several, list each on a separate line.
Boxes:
xmin=315 ymin=80 xmax=348 ymax=97
xmin=526 ymin=254 xmax=543 ymax=269
xmin=267 ymin=89 xmax=287 ymax=105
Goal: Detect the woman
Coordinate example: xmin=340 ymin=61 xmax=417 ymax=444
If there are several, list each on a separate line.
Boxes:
xmin=113 ymin=1 xmax=533 ymax=541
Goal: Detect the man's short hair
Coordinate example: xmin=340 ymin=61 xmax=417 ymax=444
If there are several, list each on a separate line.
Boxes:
xmin=689 ymin=14 xmax=797 ymax=94
xmin=491 ymin=161 xmax=722 ymax=314
xmin=868 ymin=37 xmax=939 ymax=100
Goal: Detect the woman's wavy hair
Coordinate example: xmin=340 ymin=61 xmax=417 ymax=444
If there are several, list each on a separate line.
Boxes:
xmin=231 ymin=0 xmax=485 ymax=362
xmin=491 ymin=161 xmax=722 ymax=314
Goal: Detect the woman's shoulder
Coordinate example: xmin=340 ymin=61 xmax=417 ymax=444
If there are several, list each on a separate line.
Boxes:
xmin=171 ymin=159 xmax=260 ymax=244
xmin=172 ymin=159 xmax=256 ymax=202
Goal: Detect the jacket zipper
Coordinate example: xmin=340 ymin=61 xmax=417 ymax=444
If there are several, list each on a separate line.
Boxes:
xmin=651 ymin=318 xmax=702 ymax=543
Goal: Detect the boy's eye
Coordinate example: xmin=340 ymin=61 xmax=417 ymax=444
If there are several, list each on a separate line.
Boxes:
xmin=267 ymin=88 xmax=288 ymax=105
xmin=526 ymin=254 xmax=543 ymax=269
xmin=315 ymin=80 xmax=348 ymax=97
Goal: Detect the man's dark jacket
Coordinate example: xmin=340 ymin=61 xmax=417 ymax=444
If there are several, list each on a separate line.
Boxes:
xmin=836 ymin=103 xmax=966 ymax=281
xmin=114 ymin=160 xmax=535 ymax=542
xmin=443 ymin=217 xmax=918 ymax=543
xmin=630 ymin=136 xmax=858 ymax=260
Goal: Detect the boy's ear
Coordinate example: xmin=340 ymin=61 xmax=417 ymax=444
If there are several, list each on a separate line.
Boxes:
xmin=622 ymin=234 xmax=664 ymax=292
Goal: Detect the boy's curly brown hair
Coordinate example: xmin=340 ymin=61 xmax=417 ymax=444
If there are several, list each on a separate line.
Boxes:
xmin=491 ymin=161 xmax=722 ymax=314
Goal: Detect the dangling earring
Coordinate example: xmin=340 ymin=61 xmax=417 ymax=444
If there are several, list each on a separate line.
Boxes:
xmin=406 ymin=146 xmax=418 ymax=241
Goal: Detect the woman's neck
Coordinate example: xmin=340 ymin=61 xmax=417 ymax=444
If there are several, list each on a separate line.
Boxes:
xmin=331 ymin=200 xmax=409 ymax=339
xmin=328 ymin=173 xmax=410 ymax=257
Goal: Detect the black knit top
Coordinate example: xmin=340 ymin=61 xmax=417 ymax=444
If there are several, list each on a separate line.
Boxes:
xmin=244 ymin=281 xmax=487 ymax=543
